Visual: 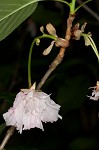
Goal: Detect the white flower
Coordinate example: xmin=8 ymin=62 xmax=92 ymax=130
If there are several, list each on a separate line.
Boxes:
xmin=88 ymin=81 xmax=99 ymax=101
xmin=3 ymin=85 xmax=62 ymax=134
xmin=89 ymin=90 xmax=99 ymax=101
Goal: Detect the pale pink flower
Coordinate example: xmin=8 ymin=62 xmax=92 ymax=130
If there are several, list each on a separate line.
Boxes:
xmin=89 ymin=90 xmax=99 ymax=101
xmin=88 ymin=81 xmax=99 ymax=101
xmin=3 ymin=86 xmax=62 ymax=133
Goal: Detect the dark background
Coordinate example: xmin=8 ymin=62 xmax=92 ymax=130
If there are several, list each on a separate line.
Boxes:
xmin=0 ymin=0 xmax=99 ymax=149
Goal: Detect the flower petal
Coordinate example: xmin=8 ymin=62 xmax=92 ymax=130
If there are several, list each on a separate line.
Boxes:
xmin=3 ymin=88 xmax=62 ymax=133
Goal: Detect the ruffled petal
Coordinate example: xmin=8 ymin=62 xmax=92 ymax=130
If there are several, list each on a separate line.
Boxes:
xmin=3 ymin=87 xmax=62 ymax=133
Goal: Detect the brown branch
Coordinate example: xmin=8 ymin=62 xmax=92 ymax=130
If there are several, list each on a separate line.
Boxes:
xmin=36 ymin=14 xmax=75 ymax=90
xmin=0 ymin=126 xmax=15 ymax=150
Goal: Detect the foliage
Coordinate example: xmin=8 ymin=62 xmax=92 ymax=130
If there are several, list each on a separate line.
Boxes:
xmin=0 ymin=0 xmax=38 ymax=41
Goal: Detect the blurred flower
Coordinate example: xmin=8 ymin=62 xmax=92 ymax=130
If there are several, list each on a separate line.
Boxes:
xmin=88 ymin=81 xmax=99 ymax=101
xmin=3 ymin=85 xmax=62 ymax=134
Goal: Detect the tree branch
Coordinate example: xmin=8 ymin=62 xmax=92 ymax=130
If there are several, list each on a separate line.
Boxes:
xmin=0 ymin=126 xmax=15 ymax=150
xmin=36 ymin=14 xmax=75 ymax=90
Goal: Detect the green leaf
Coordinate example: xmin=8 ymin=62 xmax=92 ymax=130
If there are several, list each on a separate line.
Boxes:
xmin=0 ymin=123 xmax=6 ymax=134
xmin=0 ymin=0 xmax=39 ymax=41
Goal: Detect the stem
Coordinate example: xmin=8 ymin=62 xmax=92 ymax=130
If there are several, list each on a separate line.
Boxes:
xmin=75 ymin=0 xmax=92 ymax=13
xmin=28 ymin=38 xmax=37 ymax=88
xmin=0 ymin=126 xmax=15 ymax=150
xmin=36 ymin=14 xmax=75 ymax=90
xmin=70 ymin=0 xmax=76 ymax=14
xmin=28 ymin=34 xmax=57 ymax=88
xmin=76 ymin=0 xmax=99 ymax=21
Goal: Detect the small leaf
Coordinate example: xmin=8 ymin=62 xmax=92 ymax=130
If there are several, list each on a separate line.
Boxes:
xmin=0 ymin=123 xmax=6 ymax=134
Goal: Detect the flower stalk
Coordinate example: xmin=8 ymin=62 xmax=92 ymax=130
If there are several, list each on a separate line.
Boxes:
xmin=28 ymin=34 xmax=57 ymax=88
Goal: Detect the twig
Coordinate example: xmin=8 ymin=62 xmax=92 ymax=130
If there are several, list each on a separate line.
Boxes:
xmin=36 ymin=14 xmax=75 ymax=90
xmin=0 ymin=126 xmax=15 ymax=150
xmin=77 ymin=0 xmax=99 ymax=21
